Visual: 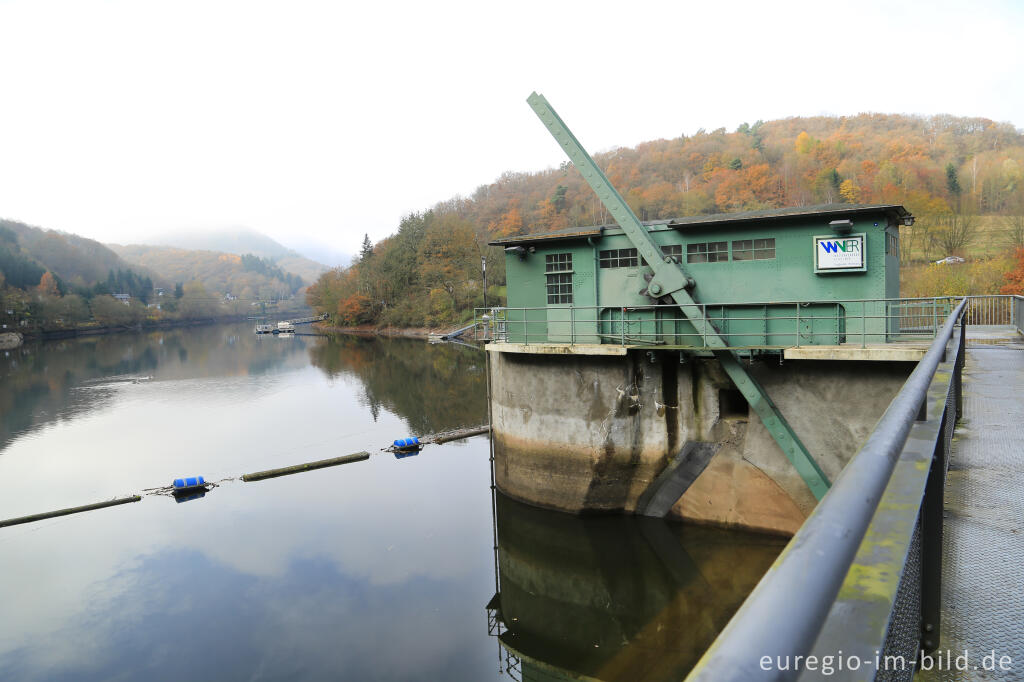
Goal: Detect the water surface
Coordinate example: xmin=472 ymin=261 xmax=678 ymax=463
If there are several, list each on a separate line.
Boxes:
xmin=0 ymin=324 xmax=783 ymax=681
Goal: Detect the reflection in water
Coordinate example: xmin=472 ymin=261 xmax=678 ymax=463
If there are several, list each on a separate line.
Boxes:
xmin=487 ymin=493 xmax=786 ymax=681
xmin=309 ymin=335 xmax=487 ymax=434
xmin=0 ymin=325 xmax=309 ymax=454
xmin=0 ymin=326 xmax=779 ymax=681
xmin=0 ymin=326 xmax=499 ymax=681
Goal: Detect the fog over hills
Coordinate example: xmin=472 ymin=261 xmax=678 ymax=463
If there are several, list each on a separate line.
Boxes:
xmin=140 ymin=226 xmax=332 ymax=283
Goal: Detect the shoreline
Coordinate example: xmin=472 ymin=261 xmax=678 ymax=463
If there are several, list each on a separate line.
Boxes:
xmin=312 ymin=323 xmax=437 ymax=339
xmin=19 ymin=312 xmax=311 ymax=343
xmin=15 ymin=318 xmax=478 ymax=345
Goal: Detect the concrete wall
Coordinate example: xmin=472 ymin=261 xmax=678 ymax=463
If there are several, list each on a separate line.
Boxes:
xmin=489 ymin=348 xmax=913 ymax=535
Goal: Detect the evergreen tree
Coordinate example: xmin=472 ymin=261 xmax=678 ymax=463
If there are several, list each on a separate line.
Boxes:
xmin=946 ymin=163 xmax=962 ymax=196
xmin=359 ymin=234 xmax=374 ymax=264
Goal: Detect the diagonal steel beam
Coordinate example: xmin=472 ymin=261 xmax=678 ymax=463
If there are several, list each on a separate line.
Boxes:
xmin=526 ymin=92 xmax=830 ymax=500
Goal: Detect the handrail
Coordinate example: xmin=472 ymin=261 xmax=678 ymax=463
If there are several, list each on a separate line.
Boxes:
xmin=475 ymin=297 xmax=957 ymax=347
xmin=685 ymin=297 xmax=968 ymax=681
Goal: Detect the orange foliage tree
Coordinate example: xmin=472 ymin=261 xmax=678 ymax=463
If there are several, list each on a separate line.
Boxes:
xmin=337 ymin=294 xmax=373 ymax=325
xmin=1001 ymin=248 xmax=1024 ymax=294
xmin=37 ymin=271 xmax=60 ymax=297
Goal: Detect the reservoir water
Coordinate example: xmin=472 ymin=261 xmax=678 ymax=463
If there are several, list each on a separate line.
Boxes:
xmin=0 ymin=323 xmax=784 ymax=681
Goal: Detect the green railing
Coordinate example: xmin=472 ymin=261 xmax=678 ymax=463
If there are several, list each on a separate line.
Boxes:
xmin=475 ymin=297 xmax=959 ymax=350
xmin=960 ymin=293 xmax=1017 ymax=326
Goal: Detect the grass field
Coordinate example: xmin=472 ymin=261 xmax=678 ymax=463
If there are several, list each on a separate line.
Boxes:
xmin=901 ymin=214 xmax=1023 ymax=263
xmin=899 ymin=215 xmax=1021 ymax=296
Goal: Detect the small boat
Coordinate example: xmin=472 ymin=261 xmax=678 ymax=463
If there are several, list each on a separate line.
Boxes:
xmin=255 ymin=323 xmax=274 ymax=334
xmin=276 ymin=322 xmax=296 ymax=334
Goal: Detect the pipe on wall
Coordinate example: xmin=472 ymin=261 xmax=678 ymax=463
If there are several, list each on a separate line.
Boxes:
xmin=587 ymin=237 xmax=600 ymax=308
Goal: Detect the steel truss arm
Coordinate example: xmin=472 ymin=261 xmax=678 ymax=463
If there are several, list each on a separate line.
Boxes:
xmin=526 ymin=92 xmax=829 ymax=500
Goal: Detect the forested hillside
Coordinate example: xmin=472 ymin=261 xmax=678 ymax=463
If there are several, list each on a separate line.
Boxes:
xmin=0 ymin=218 xmax=310 ymax=332
xmin=148 ymin=226 xmax=328 ymax=283
xmin=111 ymin=244 xmax=304 ymax=301
xmin=0 ymin=219 xmax=152 ymax=290
xmin=307 ymin=113 xmax=1024 ymax=327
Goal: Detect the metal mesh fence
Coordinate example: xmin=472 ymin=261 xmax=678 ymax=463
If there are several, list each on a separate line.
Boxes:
xmin=878 ymin=517 xmax=922 ymax=682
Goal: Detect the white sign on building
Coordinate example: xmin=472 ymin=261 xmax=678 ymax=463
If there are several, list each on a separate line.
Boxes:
xmin=814 ymin=234 xmax=866 ymax=272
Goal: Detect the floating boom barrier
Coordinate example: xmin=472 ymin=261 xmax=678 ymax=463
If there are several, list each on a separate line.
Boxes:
xmin=0 ymin=496 xmax=141 ymax=528
xmin=241 ymin=452 xmax=370 ymax=482
xmin=0 ymin=424 xmax=491 ymax=529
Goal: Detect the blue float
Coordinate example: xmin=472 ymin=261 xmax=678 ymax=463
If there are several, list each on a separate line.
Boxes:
xmin=172 ymin=476 xmax=207 ymax=491
xmin=392 ymin=437 xmax=421 ymax=451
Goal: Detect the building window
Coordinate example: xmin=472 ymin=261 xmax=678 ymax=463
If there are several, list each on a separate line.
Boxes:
xmin=599 ymin=248 xmax=639 ymax=268
xmin=545 ymin=253 xmax=573 ymax=304
xmin=640 ymin=245 xmax=684 ymax=267
xmin=886 ymin=232 xmax=898 ymax=256
xmin=546 ymin=273 xmax=573 ymax=304
xmin=545 ymin=253 xmax=572 ymax=272
xmin=661 ymin=244 xmax=683 ymax=263
xmin=687 ymin=241 xmax=728 ymax=263
xmin=732 ymin=238 xmax=775 ymax=261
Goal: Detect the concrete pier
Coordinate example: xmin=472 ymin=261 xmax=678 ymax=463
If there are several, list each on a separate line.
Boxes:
xmin=488 ymin=347 xmax=913 ymax=535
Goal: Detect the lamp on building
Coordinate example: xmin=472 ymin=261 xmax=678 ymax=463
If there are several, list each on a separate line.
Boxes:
xmin=504 ymin=246 xmax=534 ymax=261
xmin=829 ymin=219 xmax=854 ymax=234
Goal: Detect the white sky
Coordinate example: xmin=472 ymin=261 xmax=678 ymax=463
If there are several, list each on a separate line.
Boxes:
xmin=1 ymin=0 xmax=1022 ymax=263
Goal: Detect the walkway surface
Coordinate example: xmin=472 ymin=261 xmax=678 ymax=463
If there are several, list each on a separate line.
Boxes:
xmin=938 ymin=325 xmax=1024 ymax=680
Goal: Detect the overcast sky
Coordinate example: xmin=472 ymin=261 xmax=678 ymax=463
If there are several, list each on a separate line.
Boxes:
xmin=1 ymin=0 xmax=1022 ymax=265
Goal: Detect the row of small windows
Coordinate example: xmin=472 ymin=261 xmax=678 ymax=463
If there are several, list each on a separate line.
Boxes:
xmin=597 ymin=240 xmax=777 ymax=267
xmin=687 ymin=239 xmax=775 ymax=263
xmin=545 ymin=238 xmax=777 ymax=303
xmin=598 ymin=245 xmax=684 ymax=269
xmin=732 ymin=239 xmax=776 ymax=261
xmin=599 ymin=248 xmax=639 ymax=268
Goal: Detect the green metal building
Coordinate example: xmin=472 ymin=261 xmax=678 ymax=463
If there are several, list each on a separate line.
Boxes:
xmin=490 ymin=204 xmax=916 ymax=348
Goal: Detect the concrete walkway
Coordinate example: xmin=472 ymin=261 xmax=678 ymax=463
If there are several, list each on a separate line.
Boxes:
xmin=937 ymin=326 xmax=1024 ymax=680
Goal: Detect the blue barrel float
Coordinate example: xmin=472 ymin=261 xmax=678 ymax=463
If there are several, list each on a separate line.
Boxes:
xmin=172 ymin=476 xmax=206 ymax=491
xmin=172 ymin=476 xmax=208 ymax=502
xmin=393 ymin=437 xmax=421 ymax=458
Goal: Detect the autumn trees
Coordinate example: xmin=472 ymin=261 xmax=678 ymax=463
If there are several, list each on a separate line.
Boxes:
xmin=1001 ymin=248 xmax=1024 ymax=295
xmin=301 ymin=112 xmax=1024 ymax=325
xmin=306 ymin=209 xmax=501 ymax=329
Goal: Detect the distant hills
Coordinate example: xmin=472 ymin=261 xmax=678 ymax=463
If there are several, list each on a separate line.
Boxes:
xmin=0 ymin=219 xmax=153 ymax=290
xmin=146 ymin=226 xmax=330 ymax=283
xmin=0 ymin=218 xmax=329 ymax=302
xmin=109 ymin=244 xmax=303 ymax=300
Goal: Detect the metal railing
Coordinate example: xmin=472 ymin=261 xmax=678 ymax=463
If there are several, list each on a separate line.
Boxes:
xmin=475 ymin=297 xmax=958 ymax=349
xmin=686 ymin=299 xmax=968 ymax=681
xmin=960 ymin=294 xmax=1016 ymax=325
xmin=1014 ymin=295 xmax=1024 ymax=334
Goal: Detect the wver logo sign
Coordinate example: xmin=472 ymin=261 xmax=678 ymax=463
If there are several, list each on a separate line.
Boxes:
xmin=815 ymin=235 xmax=865 ymax=270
